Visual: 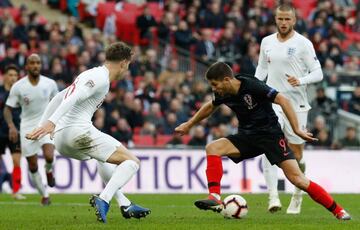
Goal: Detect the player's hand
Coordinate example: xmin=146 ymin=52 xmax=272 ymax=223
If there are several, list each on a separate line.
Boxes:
xmin=286 ymin=74 xmax=300 ymax=87
xmin=174 ymin=122 xmax=192 ymax=136
xmin=294 ymin=130 xmax=318 ymax=142
xmin=26 ymin=121 xmax=55 ymax=140
xmin=9 ymin=125 xmax=18 ymax=143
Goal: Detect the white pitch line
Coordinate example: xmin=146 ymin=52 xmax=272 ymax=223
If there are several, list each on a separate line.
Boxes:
xmin=0 ymin=201 xmax=189 ymax=208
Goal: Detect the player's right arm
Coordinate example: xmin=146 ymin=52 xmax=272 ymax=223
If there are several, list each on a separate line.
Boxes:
xmin=175 ymin=101 xmax=218 ymax=135
xmin=3 ymin=105 xmax=18 ymax=142
xmin=4 ymin=84 xmax=20 ymax=143
xmin=254 ymin=39 xmax=268 ymax=81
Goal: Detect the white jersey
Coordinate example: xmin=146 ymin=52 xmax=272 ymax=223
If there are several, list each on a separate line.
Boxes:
xmin=256 ymin=32 xmax=321 ymax=112
xmin=45 ymin=66 xmax=110 ymax=132
xmin=6 ymin=75 xmax=58 ymax=130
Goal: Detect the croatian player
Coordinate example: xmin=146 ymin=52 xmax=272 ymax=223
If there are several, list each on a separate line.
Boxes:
xmin=4 ymin=55 xmax=58 ymax=205
xmin=255 ymin=4 xmax=323 ymax=214
xmin=0 ymin=65 xmax=25 ymax=199
xmin=26 ymin=42 xmax=150 ymax=223
xmin=175 ymin=62 xmax=351 ymax=220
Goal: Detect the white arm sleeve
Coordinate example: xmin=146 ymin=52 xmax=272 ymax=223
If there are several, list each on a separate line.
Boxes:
xmin=48 ymin=85 xmax=89 ymax=125
xmin=39 ymin=90 xmax=66 ymax=126
xmin=298 ymin=68 xmax=323 ymax=85
xmin=255 ymin=41 xmax=268 ymax=81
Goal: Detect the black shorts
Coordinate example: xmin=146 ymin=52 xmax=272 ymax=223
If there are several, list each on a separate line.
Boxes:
xmin=0 ymin=136 xmax=21 ymax=154
xmin=226 ymin=133 xmax=295 ymax=166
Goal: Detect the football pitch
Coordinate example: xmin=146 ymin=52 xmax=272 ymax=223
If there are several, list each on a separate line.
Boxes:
xmin=0 ymin=194 xmax=359 ymax=230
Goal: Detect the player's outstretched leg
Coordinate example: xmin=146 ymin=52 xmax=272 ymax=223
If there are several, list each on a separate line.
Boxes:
xmin=97 ymin=161 xmax=151 ymax=219
xmin=262 ymin=155 xmax=281 ymax=213
xmin=280 ymin=159 xmax=351 ymax=220
xmin=90 ymin=194 xmax=109 ymax=223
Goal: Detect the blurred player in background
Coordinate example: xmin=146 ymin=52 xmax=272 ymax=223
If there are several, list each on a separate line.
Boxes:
xmin=4 ymin=54 xmax=58 ymax=205
xmin=255 ymin=4 xmax=323 ymax=214
xmin=26 ymin=42 xmax=150 ymax=223
xmin=175 ymin=62 xmax=351 ymax=220
xmin=0 ymin=64 xmax=25 ymax=199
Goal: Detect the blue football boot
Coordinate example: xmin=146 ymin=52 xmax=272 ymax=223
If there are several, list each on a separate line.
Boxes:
xmin=90 ymin=195 xmax=109 ymax=223
xmin=120 ymin=203 xmax=151 ymax=219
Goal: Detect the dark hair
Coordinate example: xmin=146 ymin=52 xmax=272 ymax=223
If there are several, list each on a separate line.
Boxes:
xmin=4 ymin=64 xmax=19 ymax=74
xmin=276 ymin=3 xmax=296 ymax=15
xmin=205 ymin=62 xmax=233 ymax=81
xmin=105 ymin=42 xmax=132 ymax=62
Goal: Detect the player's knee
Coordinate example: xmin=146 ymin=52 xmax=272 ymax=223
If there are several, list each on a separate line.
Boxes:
xmin=28 ymin=165 xmax=38 ymax=173
xmin=205 ymin=143 xmax=220 ymax=155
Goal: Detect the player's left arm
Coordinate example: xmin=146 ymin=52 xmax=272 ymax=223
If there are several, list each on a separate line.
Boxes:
xmin=287 ymin=40 xmax=323 ymax=86
xmin=274 ymin=93 xmax=318 ymax=142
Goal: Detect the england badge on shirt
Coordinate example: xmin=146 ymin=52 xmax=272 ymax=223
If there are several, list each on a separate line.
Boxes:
xmin=287 ymin=47 xmax=296 ymax=57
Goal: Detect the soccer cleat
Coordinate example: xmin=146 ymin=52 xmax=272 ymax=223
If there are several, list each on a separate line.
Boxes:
xmin=286 ymin=195 xmax=302 ymax=214
xmin=120 ymin=203 xmax=151 ymax=219
xmin=335 ymin=210 xmax=351 ymax=220
xmin=46 ymin=171 xmax=56 ymax=187
xmin=12 ymin=193 xmax=26 ymax=200
xmin=194 ymin=194 xmax=224 ymax=213
xmin=41 ymin=197 xmax=51 ymax=206
xmin=89 ymin=195 xmax=109 ymax=223
xmin=268 ymin=196 xmax=282 ymax=213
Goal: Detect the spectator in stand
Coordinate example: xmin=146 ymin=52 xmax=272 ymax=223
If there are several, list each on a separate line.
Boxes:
xmin=338 ymin=126 xmax=360 ymax=149
xmin=309 ymin=87 xmax=338 ymax=135
xmin=13 ymin=14 xmax=30 ymax=43
xmin=312 ymin=129 xmax=333 ymax=148
xmin=136 ymin=5 xmax=158 ymax=41
xmin=144 ymin=102 xmax=165 ymax=132
xmin=163 ymin=112 xmax=179 ymax=135
xmin=199 ymin=1 xmax=225 ymax=28
xmin=188 ymin=125 xmax=207 ymax=146
xmin=158 ymin=58 xmax=185 ymax=89
xmin=195 ymin=29 xmax=216 ymax=64
xmin=0 ymin=47 xmax=18 ymax=71
xmin=157 ymin=12 xmax=176 ymax=43
xmin=111 ymin=118 xmax=133 ymax=146
xmin=239 ymin=42 xmax=259 ymax=75
xmin=141 ymin=48 xmax=161 ymax=76
xmin=349 ymin=87 xmax=360 ymax=116
xmin=169 ymin=98 xmax=188 ymax=124
xmin=140 ymin=121 xmax=156 ymax=136
xmin=310 ymin=115 xmax=328 ymax=139
xmin=216 ymin=26 xmax=238 ymax=65
xmin=174 ymin=20 xmax=196 ymax=51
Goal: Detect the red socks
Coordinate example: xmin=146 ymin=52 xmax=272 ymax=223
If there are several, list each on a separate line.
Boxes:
xmin=12 ymin=166 xmax=22 ymax=194
xmin=306 ymin=181 xmax=343 ymax=215
xmin=206 ymin=155 xmax=223 ymax=195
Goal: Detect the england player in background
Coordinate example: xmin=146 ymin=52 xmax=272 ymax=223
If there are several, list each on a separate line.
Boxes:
xmin=255 ymin=4 xmax=323 ymax=214
xmin=0 ymin=65 xmax=25 ymax=199
xmin=26 ymin=42 xmax=150 ymax=223
xmin=4 ymin=55 xmax=58 ymax=205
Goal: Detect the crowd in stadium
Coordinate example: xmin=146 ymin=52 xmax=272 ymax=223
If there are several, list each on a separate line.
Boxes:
xmin=0 ymin=0 xmax=360 ymax=149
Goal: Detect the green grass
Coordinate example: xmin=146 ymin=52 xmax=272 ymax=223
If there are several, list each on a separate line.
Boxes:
xmin=0 ymin=194 xmax=359 ymax=230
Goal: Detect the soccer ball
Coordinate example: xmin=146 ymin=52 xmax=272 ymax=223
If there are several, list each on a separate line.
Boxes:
xmin=221 ymin=195 xmax=248 ymax=219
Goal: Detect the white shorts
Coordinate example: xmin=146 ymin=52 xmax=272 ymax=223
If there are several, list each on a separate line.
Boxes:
xmin=20 ymin=128 xmax=54 ymax=157
xmin=53 ymin=125 xmax=121 ymax=162
xmin=273 ymin=105 xmax=308 ymax=145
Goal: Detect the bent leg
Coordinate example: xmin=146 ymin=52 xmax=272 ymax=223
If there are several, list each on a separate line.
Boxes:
xmin=27 ymin=155 xmax=49 ymax=198
xmin=96 ymin=161 xmax=131 ymax=206
xmin=99 ymin=144 xmax=140 ymax=204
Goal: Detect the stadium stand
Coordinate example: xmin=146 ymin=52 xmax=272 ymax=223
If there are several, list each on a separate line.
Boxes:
xmin=0 ymin=0 xmax=359 ymax=149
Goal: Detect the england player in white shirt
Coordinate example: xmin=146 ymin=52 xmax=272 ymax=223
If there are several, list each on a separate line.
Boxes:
xmin=255 ymin=4 xmax=323 ymax=214
xmin=26 ymin=42 xmax=150 ymax=223
xmin=4 ymin=54 xmax=58 ymax=205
